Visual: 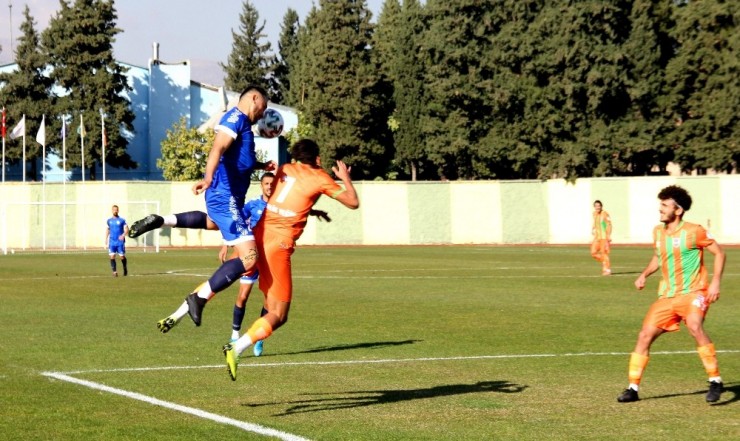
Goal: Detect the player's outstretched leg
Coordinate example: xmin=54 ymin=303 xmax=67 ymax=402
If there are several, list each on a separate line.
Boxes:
xmin=157 ymin=316 xmax=179 ymax=334
xmin=186 ymin=293 xmax=207 ymax=326
xmin=129 ymin=214 xmax=164 ymax=238
xmin=223 ymin=343 xmax=238 ymax=381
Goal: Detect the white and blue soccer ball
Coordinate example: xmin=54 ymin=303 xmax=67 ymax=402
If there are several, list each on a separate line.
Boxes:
xmin=257 ymin=109 xmax=284 ymax=139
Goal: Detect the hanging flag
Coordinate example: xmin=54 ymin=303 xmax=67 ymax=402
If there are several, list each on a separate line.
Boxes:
xmin=9 ymin=115 xmax=25 ymax=140
xmin=36 ymin=115 xmax=46 ymax=146
xmin=78 ymin=119 xmax=86 ymax=137
xmin=1 ymin=107 xmax=6 ymax=138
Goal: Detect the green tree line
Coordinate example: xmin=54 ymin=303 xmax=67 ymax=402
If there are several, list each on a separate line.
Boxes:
xmin=2 ymin=0 xmax=737 ymax=181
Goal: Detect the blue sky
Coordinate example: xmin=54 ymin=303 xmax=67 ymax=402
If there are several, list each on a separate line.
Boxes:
xmin=0 ymin=0 xmax=385 ymax=85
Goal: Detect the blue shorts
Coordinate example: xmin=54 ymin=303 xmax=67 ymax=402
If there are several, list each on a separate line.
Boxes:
xmin=240 ymin=270 xmax=259 ymax=284
xmin=205 ymin=189 xmax=254 ymax=245
xmin=108 ymin=243 xmax=125 ymax=256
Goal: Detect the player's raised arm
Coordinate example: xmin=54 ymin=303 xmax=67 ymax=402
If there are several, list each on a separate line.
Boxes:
xmin=332 ymin=160 xmax=359 ymax=210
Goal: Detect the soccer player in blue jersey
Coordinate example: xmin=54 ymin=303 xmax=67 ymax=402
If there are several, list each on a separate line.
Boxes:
xmin=152 ymin=85 xmax=277 ymax=332
xmin=105 ymin=205 xmax=129 ymax=277
xmin=223 ymin=172 xmax=274 ymax=356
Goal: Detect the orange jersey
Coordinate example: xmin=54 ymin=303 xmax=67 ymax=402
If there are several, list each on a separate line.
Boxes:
xmin=592 ymin=210 xmax=611 ymax=240
xmin=653 ymin=221 xmax=714 ymax=298
xmin=262 ymin=162 xmax=345 ymax=240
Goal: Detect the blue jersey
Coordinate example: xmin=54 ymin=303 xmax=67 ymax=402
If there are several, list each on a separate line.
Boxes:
xmin=210 ymin=107 xmax=258 ymax=205
xmin=107 ymin=216 xmax=127 ymax=246
xmin=243 ymin=196 xmax=268 ymax=230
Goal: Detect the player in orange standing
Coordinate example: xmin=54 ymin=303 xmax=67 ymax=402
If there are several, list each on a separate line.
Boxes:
xmin=223 ymin=138 xmax=359 ymax=380
xmin=617 ymin=185 xmax=726 ymax=403
xmin=590 ymin=200 xmax=612 ymax=275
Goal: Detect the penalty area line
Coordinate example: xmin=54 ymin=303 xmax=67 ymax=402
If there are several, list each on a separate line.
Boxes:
xmin=41 ymin=371 xmax=310 ymax=441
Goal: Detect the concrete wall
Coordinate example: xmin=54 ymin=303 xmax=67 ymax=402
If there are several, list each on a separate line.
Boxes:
xmin=1 ymin=175 xmax=738 ymax=252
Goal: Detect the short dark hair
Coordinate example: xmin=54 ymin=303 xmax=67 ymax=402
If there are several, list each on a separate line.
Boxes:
xmin=239 ymin=84 xmax=269 ymax=101
xmin=290 ymin=139 xmax=321 ymax=168
xmin=658 ymin=185 xmax=692 ymax=211
xmin=594 ymin=200 xmax=603 ymax=206
xmin=261 ymin=172 xmax=275 ymax=181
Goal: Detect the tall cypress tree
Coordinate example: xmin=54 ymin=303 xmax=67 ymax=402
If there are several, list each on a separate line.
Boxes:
xmin=0 ymin=6 xmax=55 ymax=181
xmin=42 ymin=0 xmax=135 ymax=180
xmin=299 ymin=0 xmax=392 ymax=179
xmin=618 ymin=0 xmax=674 ymax=175
xmin=420 ymin=0 xmax=500 ymax=180
xmin=493 ymin=0 xmax=634 ymax=180
xmin=273 ymin=8 xmax=300 ymax=106
xmin=665 ymin=0 xmax=739 ymax=173
xmin=379 ymin=0 xmax=429 ymax=180
xmin=221 ymin=0 xmax=276 ymax=96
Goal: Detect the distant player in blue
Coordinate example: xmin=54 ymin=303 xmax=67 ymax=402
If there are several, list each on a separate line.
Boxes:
xmin=149 ymin=85 xmax=277 ymax=333
xmin=105 ymin=204 xmax=128 ymax=277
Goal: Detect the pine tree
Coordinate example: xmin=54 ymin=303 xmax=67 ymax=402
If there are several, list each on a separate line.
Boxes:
xmin=420 ymin=0 xmax=501 ymax=180
xmin=0 ymin=6 xmax=54 ymax=181
xmin=274 ymin=9 xmax=300 ymax=105
xmin=221 ymin=0 xmax=276 ymax=97
xmin=42 ymin=0 xmax=136 ymax=180
xmin=618 ymin=0 xmax=674 ymax=175
xmin=378 ymin=0 xmax=429 ymax=180
xmin=665 ymin=0 xmax=739 ymax=173
xmin=298 ymin=0 xmax=392 ymax=179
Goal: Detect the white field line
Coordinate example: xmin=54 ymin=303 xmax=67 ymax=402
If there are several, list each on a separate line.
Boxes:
xmin=56 ymin=349 xmax=740 ymax=376
xmin=41 ymin=350 xmax=739 ymax=439
xmin=41 ymin=371 xmax=310 ymax=441
xmin=4 ymin=268 xmax=738 ymax=282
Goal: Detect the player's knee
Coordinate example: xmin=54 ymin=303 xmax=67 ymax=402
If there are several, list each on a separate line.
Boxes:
xmin=685 ymin=321 xmax=705 ymax=339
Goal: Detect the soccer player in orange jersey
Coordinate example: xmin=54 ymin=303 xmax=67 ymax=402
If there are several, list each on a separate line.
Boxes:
xmin=617 ymin=185 xmax=726 ymax=403
xmin=223 ymin=139 xmax=359 ymax=380
xmin=590 ymin=200 xmax=612 ymax=275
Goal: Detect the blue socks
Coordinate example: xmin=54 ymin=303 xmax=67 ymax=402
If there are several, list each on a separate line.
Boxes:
xmin=207 ymin=258 xmax=247 ymax=294
xmin=175 ymin=211 xmax=208 ymax=229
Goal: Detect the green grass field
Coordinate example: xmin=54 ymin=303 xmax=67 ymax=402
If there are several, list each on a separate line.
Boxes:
xmin=0 ymin=245 xmax=738 ymax=440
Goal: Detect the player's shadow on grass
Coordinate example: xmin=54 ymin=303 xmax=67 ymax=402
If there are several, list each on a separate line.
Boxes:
xmin=244 ymin=380 xmax=527 ymax=415
xmin=642 ymin=382 xmax=738 ymax=405
xmin=272 ymin=339 xmax=421 ymax=356
xmin=609 ymin=270 xmax=641 ymax=276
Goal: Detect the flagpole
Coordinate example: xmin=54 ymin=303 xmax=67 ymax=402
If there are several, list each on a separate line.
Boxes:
xmin=100 ymin=108 xmax=105 ymax=182
xmin=21 ymin=113 xmax=26 ymax=182
xmin=39 ymin=115 xmax=46 ymax=183
xmin=1 ymin=106 xmax=5 ymax=183
xmin=80 ymin=114 xmax=85 ymax=183
xmin=62 ymin=116 xmax=67 ymax=250
xmin=37 ymin=115 xmax=46 ymax=250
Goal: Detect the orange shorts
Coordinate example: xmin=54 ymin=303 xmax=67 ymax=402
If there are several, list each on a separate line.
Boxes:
xmin=255 ymin=225 xmax=295 ymax=303
xmin=642 ymin=292 xmax=709 ymax=332
xmin=591 ymin=239 xmax=610 ymax=254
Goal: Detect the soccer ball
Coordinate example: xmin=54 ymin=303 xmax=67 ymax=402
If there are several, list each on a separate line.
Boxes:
xmin=257 ymin=109 xmax=284 ymax=139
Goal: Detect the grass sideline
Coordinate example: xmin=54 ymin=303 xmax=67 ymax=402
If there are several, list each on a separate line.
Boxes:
xmin=0 ymin=245 xmax=737 ymax=440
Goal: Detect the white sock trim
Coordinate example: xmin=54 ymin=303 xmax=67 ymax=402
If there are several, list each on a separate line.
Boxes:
xmin=163 ymin=214 xmax=177 ymax=227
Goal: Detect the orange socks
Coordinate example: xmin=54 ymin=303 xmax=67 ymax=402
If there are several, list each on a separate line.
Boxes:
xmin=246 ymin=317 xmax=273 ymax=345
xmin=628 ymin=352 xmax=649 ymax=386
xmin=697 ymin=343 xmax=720 ymax=378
